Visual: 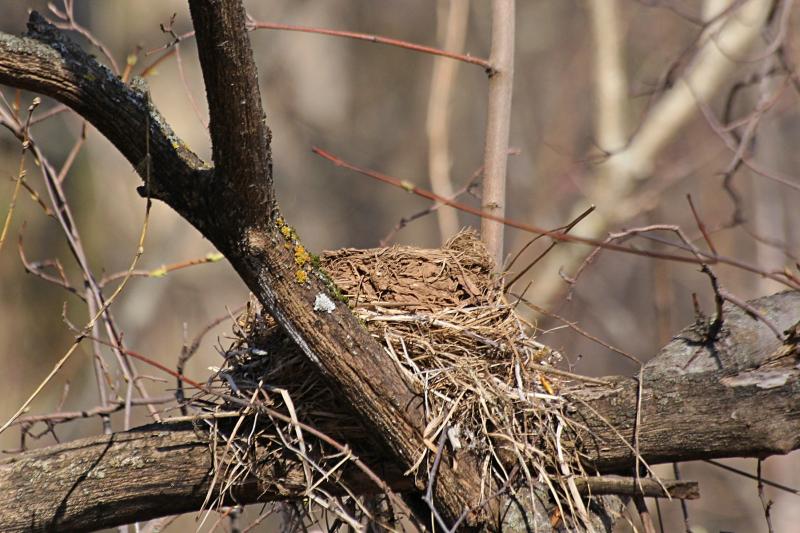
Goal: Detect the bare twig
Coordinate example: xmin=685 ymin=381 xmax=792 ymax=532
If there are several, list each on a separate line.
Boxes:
xmin=757 ymin=459 xmax=775 ymax=533
xmin=158 ymin=14 xmax=208 ymax=128
xmin=17 ymin=236 xmax=81 ymax=298
xmin=575 ymin=476 xmax=699 ymax=499
xmin=705 ymin=459 xmax=800 ymax=496
xmin=380 ymin=159 xmax=485 ymax=246
xmin=633 ymin=495 xmax=657 ymax=533
xmin=686 ymin=194 xmax=718 ymax=255
xmin=0 ymin=97 xmax=38 ymax=253
xmin=504 ymin=205 xmax=595 ymax=289
xmin=90 ymin=334 xmax=417 ymax=525
xmin=426 ymin=0 xmax=470 ymax=242
xmin=481 ymin=0 xmax=515 ymax=265
xmin=28 ymin=102 xmax=68 ymax=125
xmin=718 ymin=288 xmax=784 ymax=339
xmin=506 ymin=295 xmax=641 ymax=365
xmin=47 ymin=0 xmax=121 ymax=74
xmin=247 ymin=18 xmax=492 ymax=72
xmin=673 ymin=463 xmax=692 ymax=532
xmin=176 ymin=306 xmax=243 ymax=414
xmin=12 ymin=396 xmax=174 ymax=428
xmin=0 ymin=100 xmax=160 ymax=434
xmin=99 ymin=252 xmax=224 ymax=287
xmin=422 ymin=425 xmax=455 ymax=532
xmin=56 ymin=121 xmax=86 ymax=184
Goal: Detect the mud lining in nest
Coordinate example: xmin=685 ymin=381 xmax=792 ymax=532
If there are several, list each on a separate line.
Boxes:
xmin=196 ymin=230 xmax=597 ymax=530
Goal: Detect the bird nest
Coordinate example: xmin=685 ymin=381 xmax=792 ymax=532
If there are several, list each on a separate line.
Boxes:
xmin=196 ymin=230 xmax=592 ymax=529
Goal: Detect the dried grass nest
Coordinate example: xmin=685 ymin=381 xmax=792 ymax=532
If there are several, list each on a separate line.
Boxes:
xmin=203 ymin=229 xmax=590 ymax=527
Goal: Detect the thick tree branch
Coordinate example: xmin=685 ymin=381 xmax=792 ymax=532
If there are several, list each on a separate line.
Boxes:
xmin=0 ymin=6 xmax=484 ymax=526
xmin=0 ymin=423 xmax=411 ymax=532
xmin=572 ymin=290 xmax=800 ymax=471
xmin=1 ymin=291 xmax=796 ymax=531
xmin=0 ymin=12 xmax=208 ymax=223
xmin=575 ymin=361 xmax=800 ymax=471
xmin=188 ymin=0 xmax=274 ymax=227
xmin=183 ymin=1 xmax=487 ymax=526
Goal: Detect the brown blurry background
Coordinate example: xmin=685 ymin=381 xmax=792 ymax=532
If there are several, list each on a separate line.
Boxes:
xmin=1 ymin=1 xmax=798 ymax=531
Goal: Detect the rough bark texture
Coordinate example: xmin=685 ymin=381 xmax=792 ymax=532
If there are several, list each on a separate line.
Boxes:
xmin=1 ymin=5 xmax=799 ymax=533
xmin=0 ymin=12 xmax=207 ymax=223
xmin=185 ymin=1 xmax=485 ymax=525
xmin=572 ymin=290 xmax=800 ymax=472
xmin=0 ymin=5 xmax=483 ymax=528
xmin=0 ymin=423 xmax=411 ymax=532
xmin=0 ymin=292 xmax=796 ymax=531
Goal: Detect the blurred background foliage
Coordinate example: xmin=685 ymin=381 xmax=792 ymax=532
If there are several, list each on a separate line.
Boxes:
xmin=1 ymin=1 xmax=798 ymax=531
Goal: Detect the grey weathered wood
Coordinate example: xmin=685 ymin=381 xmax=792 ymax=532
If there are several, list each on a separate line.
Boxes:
xmin=569 ymin=291 xmax=800 ymax=471
xmin=0 ymin=423 xmax=411 ymax=532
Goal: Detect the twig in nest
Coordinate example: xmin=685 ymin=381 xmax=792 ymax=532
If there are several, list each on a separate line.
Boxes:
xmin=575 ymin=476 xmax=699 ymax=499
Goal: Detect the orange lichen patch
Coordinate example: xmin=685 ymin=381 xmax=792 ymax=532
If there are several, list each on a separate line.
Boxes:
xmin=280 ymin=225 xmax=293 ymax=239
xmin=294 ymin=269 xmax=308 ymax=284
xmin=294 ymin=244 xmax=311 ymax=267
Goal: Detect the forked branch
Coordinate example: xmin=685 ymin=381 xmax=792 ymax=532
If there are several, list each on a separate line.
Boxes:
xmin=0 ymin=4 xmax=485 ymax=527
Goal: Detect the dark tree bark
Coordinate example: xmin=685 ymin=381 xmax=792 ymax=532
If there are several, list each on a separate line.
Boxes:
xmin=0 ymin=4 xmax=482 ymax=527
xmin=0 ymin=4 xmax=798 ymax=533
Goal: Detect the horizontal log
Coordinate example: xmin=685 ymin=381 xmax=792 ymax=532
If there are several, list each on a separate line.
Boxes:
xmin=571 ymin=290 xmax=800 ymax=472
xmin=0 ymin=423 xmax=411 ymax=532
xmin=2 ymin=292 xmax=795 ymax=531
